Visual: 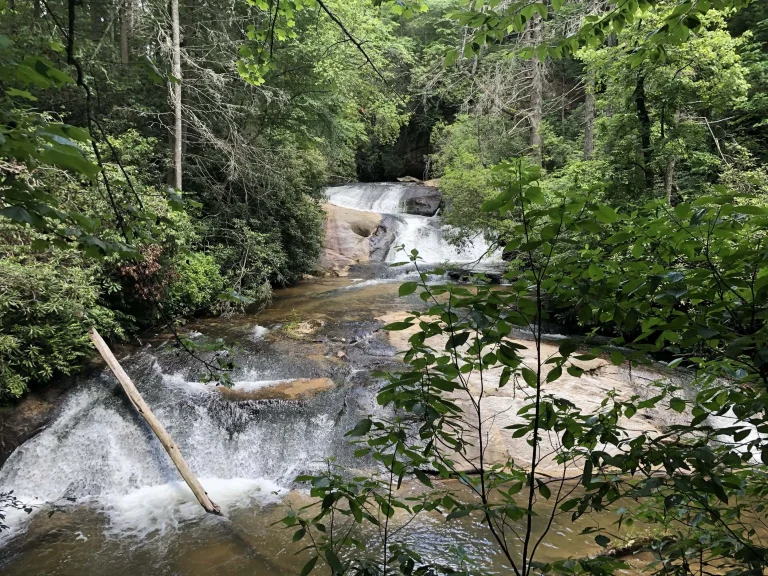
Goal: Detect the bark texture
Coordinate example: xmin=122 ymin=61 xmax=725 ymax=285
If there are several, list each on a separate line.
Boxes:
xmin=634 ymin=74 xmax=653 ymax=189
xmin=120 ymin=0 xmax=131 ymax=65
xmin=584 ymin=75 xmax=596 ymax=159
xmin=529 ymin=14 xmax=544 ymax=165
xmin=171 ymin=0 xmax=183 ymax=190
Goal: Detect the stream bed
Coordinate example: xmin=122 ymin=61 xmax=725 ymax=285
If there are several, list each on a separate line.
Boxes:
xmin=0 ymin=185 xmax=664 ymax=575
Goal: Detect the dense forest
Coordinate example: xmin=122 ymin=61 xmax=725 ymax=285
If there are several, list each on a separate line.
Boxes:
xmin=2 ymin=0 xmax=768 ymax=574
xmin=1 ymin=0 xmax=765 ymax=398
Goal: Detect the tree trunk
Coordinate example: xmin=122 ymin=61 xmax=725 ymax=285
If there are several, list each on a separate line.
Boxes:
xmin=90 ymin=0 xmax=103 ymax=41
xmin=583 ymin=74 xmax=595 ymax=159
xmin=633 ymin=74 xmax=653 ymax=189
xmin=34 ymin=0 xmax=41 ymax=18
xmin=664 ymin=155 xmax=676 ymax=205
xmin=664 ymin=110 xmax=680 ymax=205
xmin=8 ymin=0 xmax=14 ymax=35
xmin=89 ymin=328 xmax=221 ymax=515
xmin=171 ymin=0 xmax=183 ymax=190
xmin=529 ymin=14 xmax=544 ymax=166
xmin=120 ymin=0 xmax=131 ymax=65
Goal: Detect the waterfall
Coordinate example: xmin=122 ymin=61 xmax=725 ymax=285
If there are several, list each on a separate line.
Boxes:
xmin=326 ymin=183 xmax=501 ymax=264
xmin=0 ymin=342 xmax=380 ymax=537
xmin=325 ymin=183 xmax=413 ymax=214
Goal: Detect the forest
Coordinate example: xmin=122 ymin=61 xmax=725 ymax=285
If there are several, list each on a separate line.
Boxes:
xmin=1 ymin=0 xmax=768 ymax=575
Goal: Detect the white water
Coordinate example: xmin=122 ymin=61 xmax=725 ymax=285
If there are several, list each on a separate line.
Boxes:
xmin=0 ymin=350 xmax=376 ymax=540
xmin=326 ymin=183 xmax=501 ymax=264
xmin=387 ymin=213 xmax=498 ymax=263
xmin=325 ymin=183 xmax=413 ymax=214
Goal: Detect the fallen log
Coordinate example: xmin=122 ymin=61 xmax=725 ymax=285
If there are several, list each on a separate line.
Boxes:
xmin=89 ymin=328 xmax=221 ymax=515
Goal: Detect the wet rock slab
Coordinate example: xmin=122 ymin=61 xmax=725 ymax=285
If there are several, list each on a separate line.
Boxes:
xmin=217 ymin=378 xmax=335 ymax=401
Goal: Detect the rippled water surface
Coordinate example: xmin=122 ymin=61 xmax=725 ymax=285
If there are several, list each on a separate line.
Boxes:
xmin=1 ymin=186 xmax=660 ymax=575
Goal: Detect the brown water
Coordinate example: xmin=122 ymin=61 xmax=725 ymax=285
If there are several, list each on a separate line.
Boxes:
xmin=0 ymin=275 xmax=653 ymax=575
xmin=1 ymin=478 xmax=632 ymax=576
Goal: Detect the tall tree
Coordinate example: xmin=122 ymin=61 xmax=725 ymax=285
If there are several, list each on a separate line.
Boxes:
xmin=528 ymin=13 xmax=543 ymax=165
xmin=170 ymin=0 xmax=182 ymax=190
xmin=583 ymin=74 xmax=595 ymax=159
xmin=120 ymin=0 xmax=132 ymax=66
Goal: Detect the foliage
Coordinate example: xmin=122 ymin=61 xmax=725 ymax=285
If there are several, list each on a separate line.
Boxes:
xmin=0 ymin=232 xmax=124 ymax=400
xmin=0 ymin=491 xmax=29 ymax=532
xmin=282 ymin=159 xmax=768 ymax=576
xmin=167 ymin=252 xmax=225 ymax=318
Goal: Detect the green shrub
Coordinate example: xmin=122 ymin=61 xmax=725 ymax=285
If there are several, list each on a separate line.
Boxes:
xmin=167 ymin=252 xmax=225 ymax=317
xmin=0 ymin=253 xmax=123 ymax=401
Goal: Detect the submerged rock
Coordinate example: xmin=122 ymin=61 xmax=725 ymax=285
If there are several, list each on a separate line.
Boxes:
xmin=217 ymin=378 xmax=335 ymax=401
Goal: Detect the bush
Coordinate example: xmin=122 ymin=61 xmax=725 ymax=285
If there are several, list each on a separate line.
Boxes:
xmin=0 ymin=253 xmax=123 ymax=400
xmin=167 ymin=252 xmax=225 ymax=317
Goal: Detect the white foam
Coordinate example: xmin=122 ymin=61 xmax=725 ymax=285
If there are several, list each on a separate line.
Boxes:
xmin=385 ymin=214 xmax=501 ymax=264
xmin=326 ymin=183 xmax=410 ymax=213
xmin=250 ymin=325 xmax=269 ymax=341
xmin=103 ymin=477 xmax=285 ymax=539
xmin=161 ymin=370 xmax=294 ymax=394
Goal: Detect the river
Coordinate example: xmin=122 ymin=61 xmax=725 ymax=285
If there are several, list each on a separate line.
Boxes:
xmin=0 ymin=184 xmax=668 ymax=575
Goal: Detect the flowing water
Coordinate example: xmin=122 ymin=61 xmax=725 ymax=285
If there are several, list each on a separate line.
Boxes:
xmin=326 ymin=183 xmax=501 ymax=264
xmin=0 ymin=184 xmax=658 ymax=575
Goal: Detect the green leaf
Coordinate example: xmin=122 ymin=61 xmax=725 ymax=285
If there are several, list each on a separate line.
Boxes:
xmin=595 ymin=534 xmax=610 ymax=547
xmin=546 ymin=365 xmax=562 ymax=383
xmin=414 ymin=470 xmax=433 ymax=488
xmin=446 ymin=508 xmax=471 ymax=520
xmin=300 ymin=556 xmax=318 ymax=576
xmin=537 ymin=478 xmax=551 ymax=499
xmin=39 ymin=148 xmax=99 ymax=178
xmin=733 ymin=205 xmax=768 ymax=215
xmin=0 ymin=206 xmax=36 ymax=225
xmin=31 ymin=238 xmax=48 ymax=251
xmin=399 ymin=281 xmax=418 ymax=296
xmin=595 ymin=204 xmax=619 ymax=223
xmin=325 ymin=550 xmax=344 ymax=574
xmin=567 ymin=365 xmax=584 ymax=377
xmin=670 ymin=397 xmax=686 ymax=413
xmin=6 ymin=88 xmax=37 ymax=101
xmin=610 ymin=351 xmax=624 ymax=366
xmin=521 ymin=367 xmax=537 ymax=388
xmin=292 ymin=528 xmax=306 ymax=542
xmin=383 ymin=322 xmax=413 ymax=331
xmin=346 ymin=418 xmax=372 ymax=437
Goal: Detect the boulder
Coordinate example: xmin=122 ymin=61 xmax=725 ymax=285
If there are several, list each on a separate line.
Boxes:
xmin=401 ymin=184 xmax=441 ymax=216
xmin=369 ymin=215 xmax=399 ymax=261
xmin=320 ymin=202 xmax=381 ymax=273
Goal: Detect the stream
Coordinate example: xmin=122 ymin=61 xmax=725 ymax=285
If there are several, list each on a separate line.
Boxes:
xmin=0 ymin=184 xmax=669 ymax=575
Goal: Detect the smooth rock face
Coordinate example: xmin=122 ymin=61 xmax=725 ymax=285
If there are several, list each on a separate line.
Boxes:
xmin=379 ymin=310 xmax=692 ymax=475
xmin=401 ymin=184 xmax=441 ymax=217
xmin=0 ymin=377 xmax=77 ymax=467
xmin=320 ymin=202 xmax=381 ymax=274
xmin=369 ymin=215 xmax=399 ymax=261
xmin=218 ymin=378 xmax=335 ymax=401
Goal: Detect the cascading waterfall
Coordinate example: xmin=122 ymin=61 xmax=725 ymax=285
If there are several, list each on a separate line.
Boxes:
xmin=325 ymin=183 xmax=413 ymax=214
xmin=0 ymin=339 xmax=381 ymax=539
xmin=0 ymin=181 xmax=502 ymax=566
xmin=326 ymin=183 xmax=501 ymax=264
